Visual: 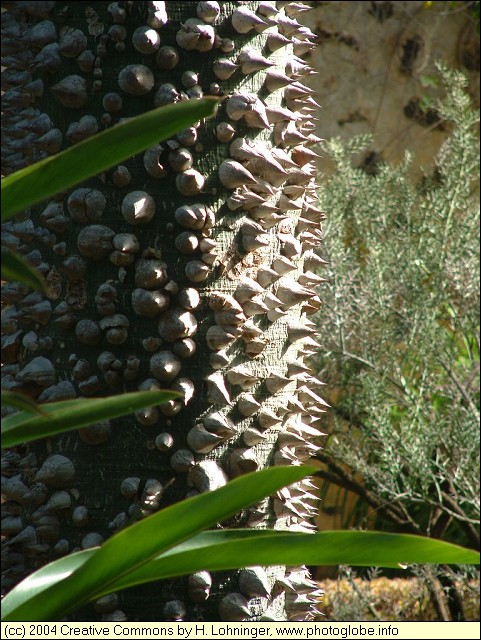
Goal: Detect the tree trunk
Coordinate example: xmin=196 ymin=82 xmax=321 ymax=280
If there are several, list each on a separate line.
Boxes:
xmin=2 ymin=0 xmax=325 ymax=622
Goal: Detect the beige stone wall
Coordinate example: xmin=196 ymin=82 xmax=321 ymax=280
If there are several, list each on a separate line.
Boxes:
xmin=303 ymin=1 xmax=479 ymax=177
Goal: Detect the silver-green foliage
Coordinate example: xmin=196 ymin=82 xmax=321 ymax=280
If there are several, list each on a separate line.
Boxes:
xmin=316 ymin=64 xmax=480 ymax=541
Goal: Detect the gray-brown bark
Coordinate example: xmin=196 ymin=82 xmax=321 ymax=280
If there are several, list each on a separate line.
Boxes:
xmin=1 ymin=0 xmax=325 ymax=621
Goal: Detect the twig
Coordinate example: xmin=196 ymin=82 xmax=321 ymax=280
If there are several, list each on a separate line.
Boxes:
xmin=440 ymin=359 xmax=480 ymax=423
xmin=314 ymin=452 xmax=417 ymax=529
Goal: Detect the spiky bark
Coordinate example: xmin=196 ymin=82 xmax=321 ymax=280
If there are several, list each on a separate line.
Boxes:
xmin=1 ymin=0 xmax=326 ymax=621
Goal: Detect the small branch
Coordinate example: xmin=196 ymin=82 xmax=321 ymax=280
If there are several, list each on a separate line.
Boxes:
xmin=422 ymin=494 xmax=481 ymax=526
xmin=439 ymin=568 xmax=467 ymax=621
xmin=314 ymin=452 xmax=417 ymax=529
xmin=429 ymin=507 xmax=453 ymax=541
xmin=315 ymin=468 xmax=405 ymax=527
xmin=424 ymin=567 xmax=452 ymax=622
xmin=331 ymin=405 xmax=368 ymax=430
xmin=330 ymin=349 xmax=409 ymax=397
xmin=338 ymin=350 xmax=377 ymax=371
xmin=440 ymin=359 xmax=480 ymax=423
xmin=440 ymin=491 xmax=480 ymax=549
xmin=345 ymin=573 xmax=382 ymax=621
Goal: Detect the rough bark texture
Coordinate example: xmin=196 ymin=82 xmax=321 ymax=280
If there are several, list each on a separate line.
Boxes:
xmin=2 ymin=0 xmax=325 ymax=621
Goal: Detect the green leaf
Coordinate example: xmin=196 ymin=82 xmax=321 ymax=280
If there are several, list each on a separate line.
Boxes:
xmin=1 ymin=390 xmax=180 ymax=449
xmin=1 ymin=248 xmax=47 ymax=292
xmin=1 ymin=466 xmax=316 ymax=621
xmin=1 ymin=98 xmax=218 ymax=221
xmin=1 ymin=390 xmax=45 ymax=415
xmin=2 ymin=528 xmax=478 ymax=622
xmin=419 ymin=74 xmax=439 ymax=88
xmin=419 ymin=95 xmax=435 ymax=111
xmin=135 ymin=530 xmax=480 ymax=582
xmin=1 ymin=549 xmax=95 ymax=622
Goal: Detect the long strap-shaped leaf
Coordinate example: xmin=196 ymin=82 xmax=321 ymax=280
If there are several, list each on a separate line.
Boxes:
xmin=1 ymin=391 xmax=180 ymax=448
xmin=1 ymin=465 xmax=316 ymax=621
xmin=2 ymin=528 xmax=478 ymax=621
xmin=1 ymin=98 xmax=218 ymax=221
xmin=118 ymin=530 xmax=480 ymax=586
xmin=1 ymin=390 xmax=46 ymax=415
xmin=1 ymin=248 xmax=47 ymax=292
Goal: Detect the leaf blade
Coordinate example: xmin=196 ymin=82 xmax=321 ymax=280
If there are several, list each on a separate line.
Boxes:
xmin=2 ymin=529 xmax=478 ymax=621
xmin=137 ymin=530 xmax=480 ymax=580
xmin=1 ymin=390 xmax=45 ymax=415
xmin=1 ymin=98 xmax=218 ymax=221
xmin=1 ymin=391 xmax=180 ymax=448
xmin=1 ymin=466 xmax=316 ymax=620
xmin=1 ymin=248 xmax=47 ymax=292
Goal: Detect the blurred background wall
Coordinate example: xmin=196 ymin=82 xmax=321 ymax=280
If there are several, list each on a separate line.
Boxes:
xmin=303 ymin=1 xmax=479 ymax=179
